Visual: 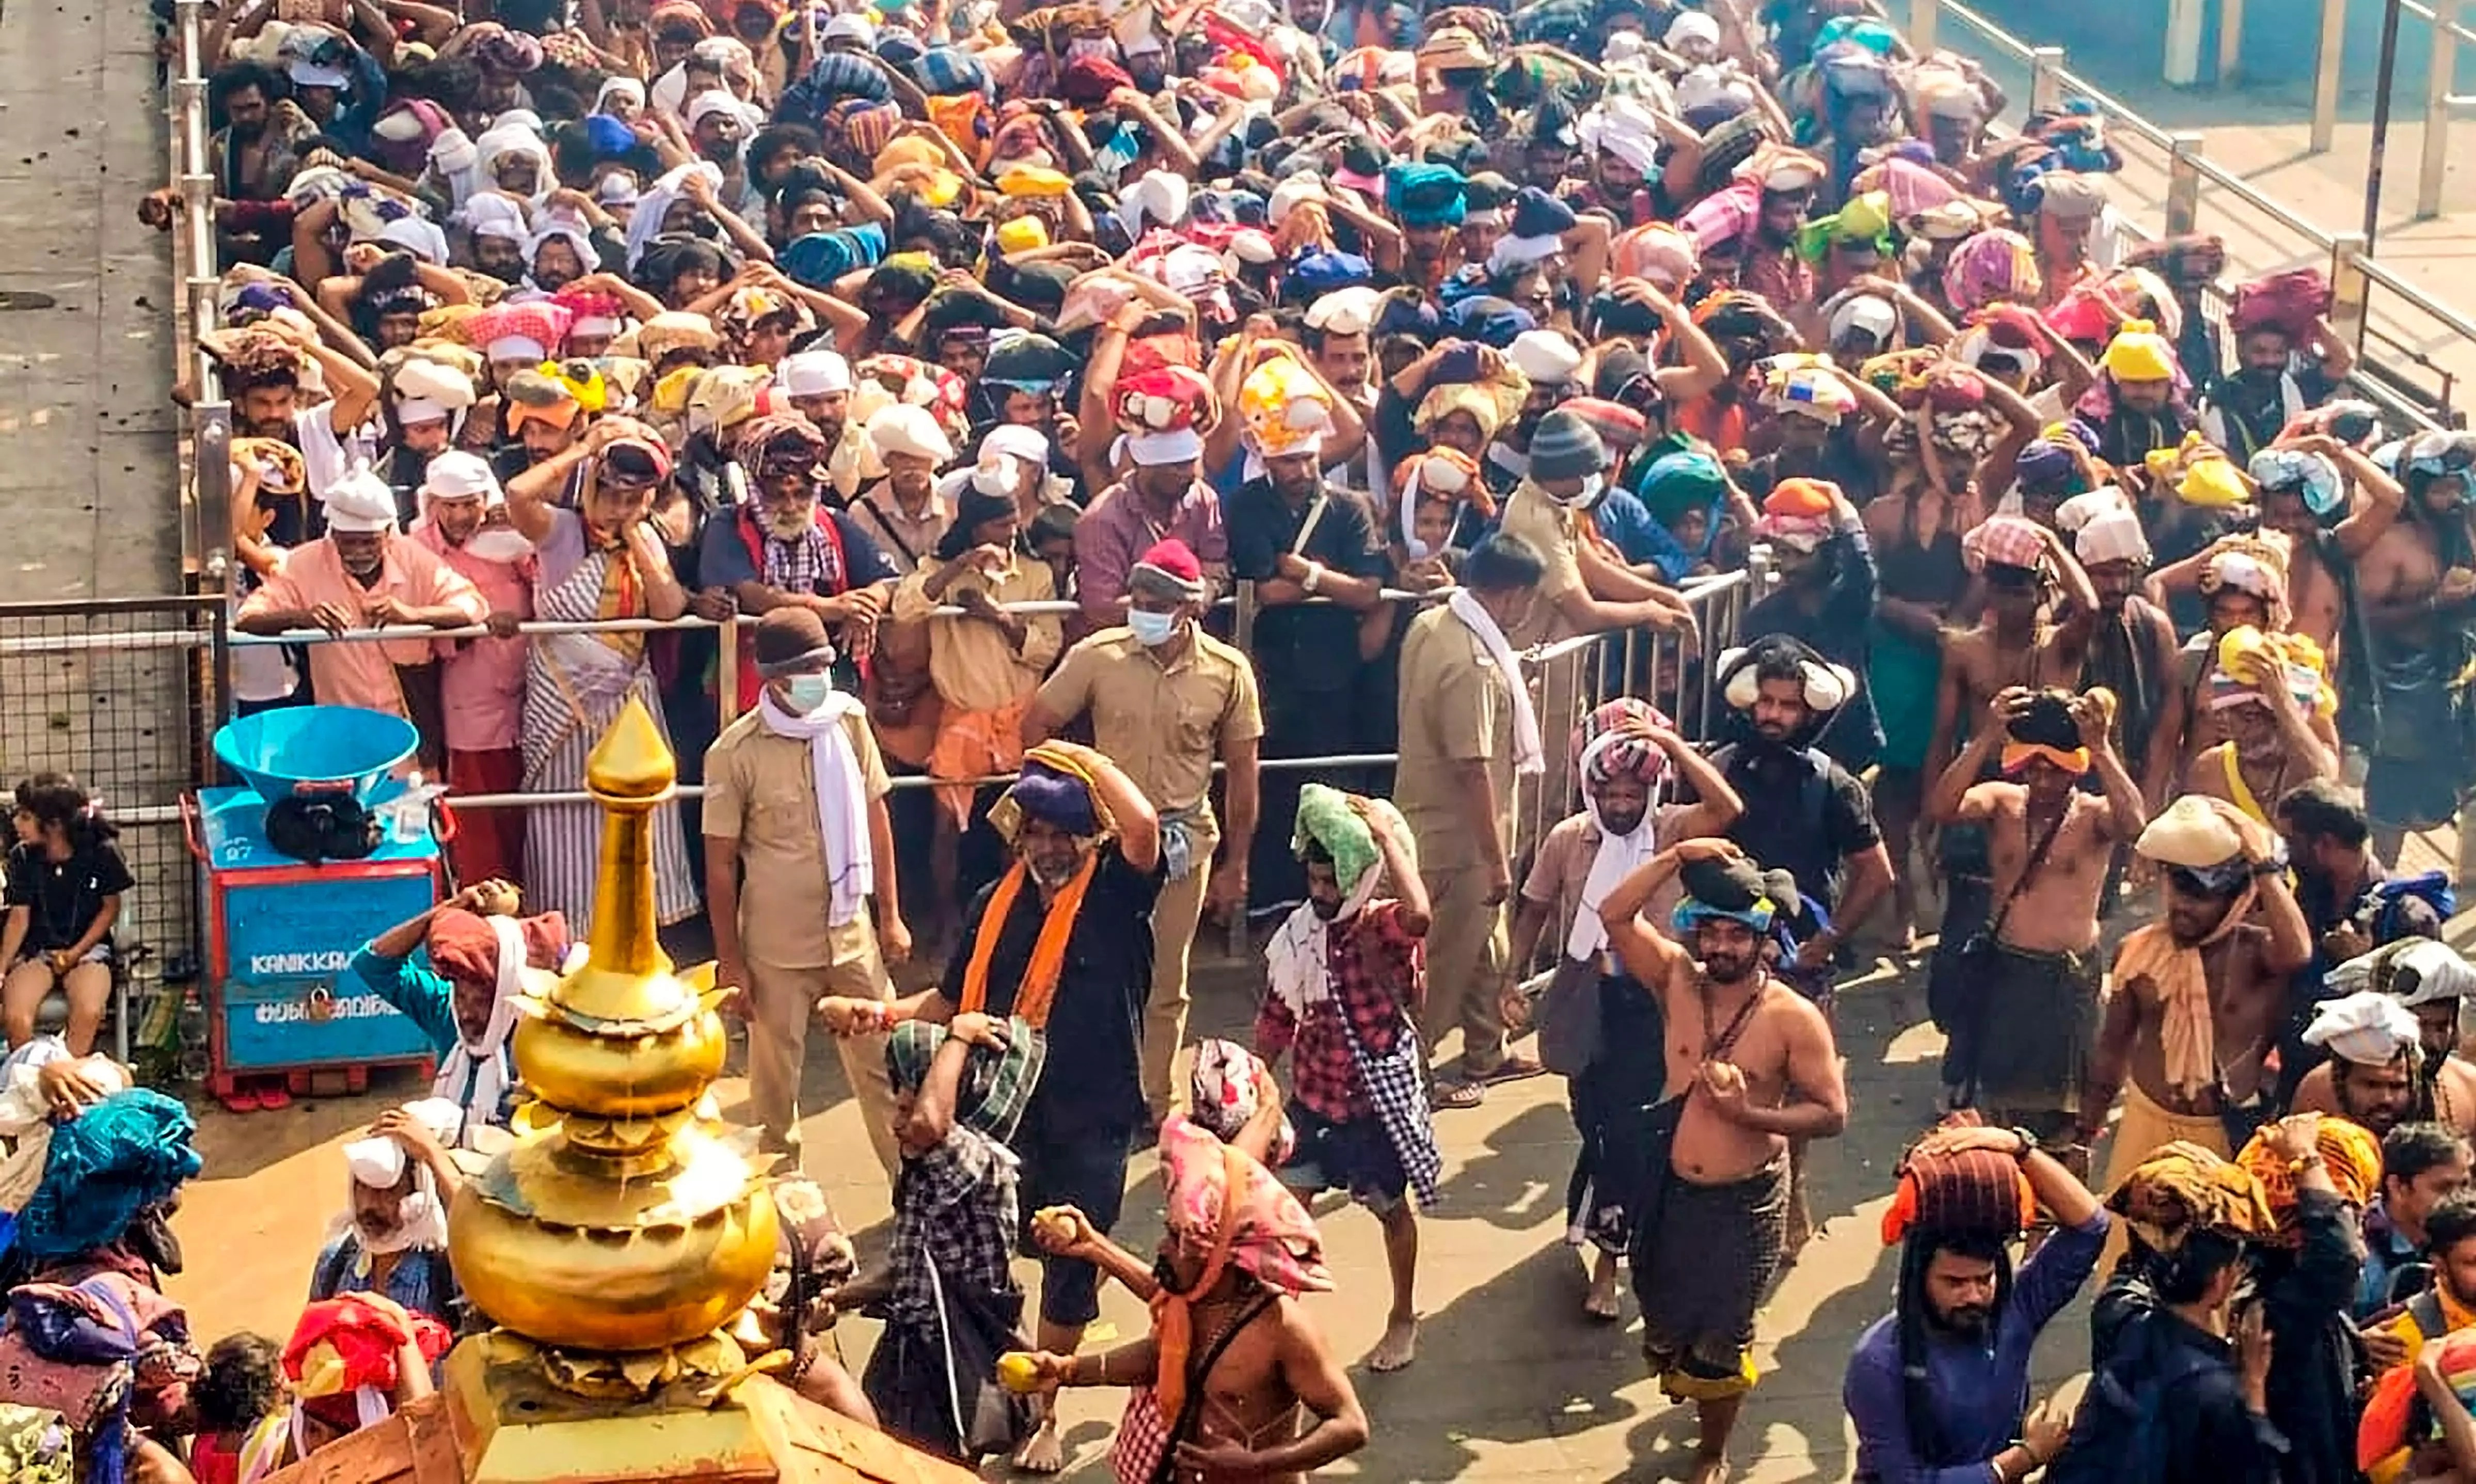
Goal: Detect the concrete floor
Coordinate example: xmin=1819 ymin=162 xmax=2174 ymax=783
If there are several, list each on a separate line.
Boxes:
xmin=162 ymin=946 xmax=2107 ymax=1483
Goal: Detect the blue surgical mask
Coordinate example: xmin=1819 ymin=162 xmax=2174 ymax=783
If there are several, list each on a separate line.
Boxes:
xmin=1126 ymin=608 xmax=1179 ymax=647
xmin=782 ymin=673 xmax=833 ymax=711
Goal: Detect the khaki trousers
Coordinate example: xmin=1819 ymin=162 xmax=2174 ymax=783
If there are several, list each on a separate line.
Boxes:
xmin=746 ymin=927 xmax=900 ymax=1179
xmin=1416 ymin=863 xmax=1509 ymax=1081
xmin=1141 ymin=823 xmax=1219 ymax=1119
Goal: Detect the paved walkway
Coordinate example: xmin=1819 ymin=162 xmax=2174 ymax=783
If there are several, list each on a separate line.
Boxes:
xmin=167 ymin=948 xmax=2103 ymax=1483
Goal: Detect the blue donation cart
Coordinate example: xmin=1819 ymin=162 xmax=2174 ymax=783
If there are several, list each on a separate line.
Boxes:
xmin=185 ymin=707 xmax=445 ymax=1105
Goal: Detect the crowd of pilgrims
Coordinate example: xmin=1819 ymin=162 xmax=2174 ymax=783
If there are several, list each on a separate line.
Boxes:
xmin=0 ymin=0 xmax=2457 ymax=1476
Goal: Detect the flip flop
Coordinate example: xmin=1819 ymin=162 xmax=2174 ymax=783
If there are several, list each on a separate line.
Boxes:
xmin=1474 ymin=1054 xmax=1547 ymax=1085
xmin=257 ymin=1081 xmax=293 ymax=1110
xmin=220 ymin=1088 xmax=262 ymax=1114
xmin=1429 ymin=1080 xmax=1484 ymax=1111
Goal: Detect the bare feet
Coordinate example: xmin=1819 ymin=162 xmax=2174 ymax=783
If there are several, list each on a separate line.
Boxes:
xmin=1366 ymin=1316 xmax=1418 ymax=1372
xmin=1583 ymin=1254 xmax=1621 ymax=1320
xmin=1685 ymin=1455 xmax=1728 ymax=1484
xmin=1012 ymin=1416 xmax=1065 ymax=1474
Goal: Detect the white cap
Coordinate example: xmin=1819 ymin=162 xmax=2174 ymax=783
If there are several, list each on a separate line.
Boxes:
xmin=322 ymin=467 xmax=399 ymax=533
xmin=1126 ymin=426 xmax=1204 ymax=466
xmin=1665 ymin=9 xmax=1720 ymax=49
xmin=979 ymin=423 xmax=1050 ymax=467
xmin=1828 ymin=293 xmax=1900 ymax=347
xmin=866 ymin=403 xmax=955 ymax=465
xmin=485 ymin=335 xmax=549 ymax=364
xmin=1306 ymin=285 xmax=1382 ymax=337
xmin=419 ymin=450 xmax=504 ymax=507
xmin=1508 ymin=329 xmax=1582 ymax=385
xmin=775 ymin=349 xmax=853 ymax=397
xmin=824 ymin=12 xmax=876 ymax=44
xmin=686 ymin=89 xmax=740 ymax=131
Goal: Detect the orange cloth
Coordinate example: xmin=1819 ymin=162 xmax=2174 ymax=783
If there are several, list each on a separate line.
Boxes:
xmin=2237 ymin=1116 xmax=2383 ymax=1242
xmin=2109 ymin=885 xmax=2259 ymax=1104
xmin=957 ymin=853 xmax=1095 ymax=1029
xmin=927 ymin=697 xmax=1029 ymax=828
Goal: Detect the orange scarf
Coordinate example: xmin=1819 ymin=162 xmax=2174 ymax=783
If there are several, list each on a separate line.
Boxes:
xmin=2112 ymin=882 xmax=2259 ymax=1103
xmin=589 ymin=529 xmax=646 ymax=661
xmin=1149 ymin=1143 xmax=1242 ymax=1424
xmin=957 ymin=852 xmax=1097 ymax=1029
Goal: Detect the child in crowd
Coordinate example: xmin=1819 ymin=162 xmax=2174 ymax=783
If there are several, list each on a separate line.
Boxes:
xmin=2 ymin=774 xmax=132 ymax=1056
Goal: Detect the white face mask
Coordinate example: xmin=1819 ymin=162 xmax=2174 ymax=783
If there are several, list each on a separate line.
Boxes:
xmin=1556 ymin=473 xmax=1606 ymax=509
xmin=464 ymin=527 xmax=534 ymax=563
xmin=1126 ymin=608 xmax=1180 ymax=647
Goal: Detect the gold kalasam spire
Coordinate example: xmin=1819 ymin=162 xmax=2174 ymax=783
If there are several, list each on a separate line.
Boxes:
xmin=445 ymin=695 xmax=777 ymax=1376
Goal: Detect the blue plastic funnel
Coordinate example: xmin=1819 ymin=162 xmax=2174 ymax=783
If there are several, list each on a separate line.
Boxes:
xmin=214 ymin=706 xmax=419 ymax=804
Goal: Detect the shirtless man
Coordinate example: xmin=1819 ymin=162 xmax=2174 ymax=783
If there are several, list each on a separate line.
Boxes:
xmin=1926 ymin=686 xmax=2147 ymax=1170
xmin=1925 ymin=520 xmax=2096 ymax=1087
xmin=2352 ymin=429 xmax=2476 ymax=859
xmin=1598 ymin=839 xmax=1849 ymax=1484
xmin=2084 ymin=796 xmax=2311 ymax=1231
xmin=2247 ymin=434 xmax=2404 ymax=655
xmin=2289 ymin=990 xmax=2431 ymax=1140
xmin=2183 ymin=641 xmax=2339 ymax=827
xmin=1017 ymin=1119 xmax=1369 ymax=1484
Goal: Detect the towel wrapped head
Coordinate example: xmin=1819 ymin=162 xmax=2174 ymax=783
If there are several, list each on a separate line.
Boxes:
xmin=2105 ymin=1140 xmax=2278 ymax=1254
xmin=883 ymin=1015 xmax=1045 ymax=1141
xmin=2236 ymin=1115 xmax=2383 ymax=1242
xmin=988 ymin=742 xmax=1115 ymax=846
xmin=1291 ymin=783 xmax=1409 ymax=897
xmin=16 ymin=1089 xmax=203 ymax=1263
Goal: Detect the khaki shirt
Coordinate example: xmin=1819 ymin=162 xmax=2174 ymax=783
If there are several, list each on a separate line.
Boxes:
xmin=703 ymin=707 xmax=891 ymax=969
xmin=1521 ymin=804 xmax=1699 ymax=944
xmin=847 ymin=484 xmax=952 ymax=573
xmin=1034 ymin=626 xmax=1264 ymax=821
xmin=1494 ymin=482 xmax=1584 ymax=648
xmin=1393 ymin=604 xmax=1515 ymax=872
xmin=892 ymin=556 xmax=1062 ymax=714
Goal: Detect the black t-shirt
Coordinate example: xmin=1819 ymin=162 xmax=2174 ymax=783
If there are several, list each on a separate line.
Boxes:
xmin=941 ymin=849 xmax=1161 ymax=1144
xmin=1698 ymin=741 xmax=1881 ymax=912
xmin=1226 ymin=478 xmax=1385 ymax=697
xmin=4 ymin=840 xmax=134 ymax=955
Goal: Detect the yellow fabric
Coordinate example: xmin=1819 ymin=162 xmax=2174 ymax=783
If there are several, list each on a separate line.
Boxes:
xmin=2101 ymin=317 xmax=2177 ymax=382
xmin=2104 ymin=1137 xmax=2277 ymax=1250
xmin=994 ymin=215 xmax=1049 ymax=254
xmin=2112 ymin=889 xmax=2259 ymax=1104
xmin=2236 ymin=1115 xmax=2384 ymax=1239
xmin=2096 ymin=1084 xmax=2232 ymax=1270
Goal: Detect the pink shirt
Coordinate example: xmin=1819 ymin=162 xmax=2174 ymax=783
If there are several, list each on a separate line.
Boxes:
xmin=414 ymin=524 xmax=533 ymax=753
xmin=238 ymin=536 xmax=486 ymax=719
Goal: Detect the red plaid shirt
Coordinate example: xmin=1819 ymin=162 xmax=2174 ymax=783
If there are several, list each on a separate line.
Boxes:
xmin=1253 ymin=901 xmax=1424 ymax=1123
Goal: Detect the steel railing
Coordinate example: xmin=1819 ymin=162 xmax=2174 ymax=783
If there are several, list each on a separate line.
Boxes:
xmin=1909 ymin=0 xmax=2474 ymax=430
xmin=169 ymin=0 xmax=233 ymax=586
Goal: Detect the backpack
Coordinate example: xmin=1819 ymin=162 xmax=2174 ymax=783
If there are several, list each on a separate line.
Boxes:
xmin=2044 ymin=1332 xmax=2224 ymax=1484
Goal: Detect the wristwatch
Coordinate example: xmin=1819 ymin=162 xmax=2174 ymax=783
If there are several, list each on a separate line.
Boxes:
xmin=2009 ymin=1126 xmax=2038 ymax=1159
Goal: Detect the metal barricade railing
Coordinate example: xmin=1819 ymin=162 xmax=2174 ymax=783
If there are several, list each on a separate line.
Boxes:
xmin=168 ymin=0 xmax=230 ymax=585
xmin=0 ymin=598 xmax=228 ymax=1067
xmin=1908 ymin=0 xmax=2474 ymax=431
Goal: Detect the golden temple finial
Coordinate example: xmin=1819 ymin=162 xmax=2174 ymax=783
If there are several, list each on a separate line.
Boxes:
xmin=446 ymin=698 xmax=774 ymax=1384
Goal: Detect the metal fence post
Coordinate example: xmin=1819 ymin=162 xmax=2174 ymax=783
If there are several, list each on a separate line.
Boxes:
xmin=2312 ymin=0 xmax=2348 ymax=152
xmin=2219 ymin=0 xmax=2246 ymax=83
xmin=2028 ymin=46 xmax=2067 ymax=116
xmin=191 ymin=402 xmax=232 ymax=591
xmin=1909 ymin=0 xmax=1939 ymax=56
xmin=2420 ymin=0 xmax=2462 ymax=218
xmin=2330 ymin=231 xmax=2374 ymax=353
xmin=2166 ymin=134 xmax=2207 ymax=236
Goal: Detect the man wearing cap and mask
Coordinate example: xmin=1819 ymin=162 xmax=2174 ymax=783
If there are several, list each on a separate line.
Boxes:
xmin=2085 ymin=795 xmax=2311 ymax=1256
xmin=700 ymin=410 xmax=901 ymax=702
xmin=1025 ymin=538 xmax=1263 ymax=1125
xmin=2291 ymin=990 xmax=2432 ymax=1140
xmin=1395 ymin=534 xmax=1559 ymax=1107
xmin=1493 ymin=407 xmax=1699 ymax=649
xmin=410 ymin=451 xmax=533 ymax=886
xmin=1227 ymin=355 xmax=1389 ymax=912
xmin=1594 ymin=837 xmax=1848 ymax=1484
xmin=1925 ymin=686 xmax=2147 ymax=1166
xmin=236 ymin=467 xmax=488 ymax=767
xmin=816 ymin=740 xmax=1162 ymax=1475
xmin=705 ymin=607 xmax=910 ymax=1178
